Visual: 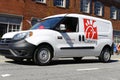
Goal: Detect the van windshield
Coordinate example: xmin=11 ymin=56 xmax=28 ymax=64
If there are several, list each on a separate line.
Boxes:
xmin=30 ymin=17 xmax=63 ymax=30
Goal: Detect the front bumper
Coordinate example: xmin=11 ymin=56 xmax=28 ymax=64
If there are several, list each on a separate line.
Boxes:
xmin=0 ymin=39 xmax=36 ymax=59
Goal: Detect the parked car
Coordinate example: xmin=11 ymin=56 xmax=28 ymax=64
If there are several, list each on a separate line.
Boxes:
xmin=0 ymin=14 xmax=113 ymax=65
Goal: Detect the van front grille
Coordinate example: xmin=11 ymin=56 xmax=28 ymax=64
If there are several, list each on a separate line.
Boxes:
xmin=0 ymin=38 xmax=12 ymax=43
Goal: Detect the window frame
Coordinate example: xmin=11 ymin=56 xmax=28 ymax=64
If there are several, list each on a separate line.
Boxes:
xmin=118 ymin=9 xmax=120 ymax=20
xmin=110 ymin=6 xmax=118 ymax=20
xmin=8 ymin=24 xmax=20 ymax=32
xmin=81 ymin=0 xmax=92 ymax=13
xmin=54 ymin=0 xmax=69 ymax=8
xmin=94 ymin=1 xmax=104 ymax=16
xmin=35 ymin=0 xmax=46 ymax=4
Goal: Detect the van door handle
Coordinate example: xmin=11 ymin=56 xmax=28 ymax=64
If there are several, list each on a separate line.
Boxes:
xmin=82 ymin=35 xmax=85 ymax=41
xmin=79 ymin=35 xmax=81 ymax=41
xmin=57 ymin=36 xmax=62 ymax=39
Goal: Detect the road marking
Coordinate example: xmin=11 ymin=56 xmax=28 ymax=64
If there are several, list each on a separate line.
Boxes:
xmin=76 ymin=68 xmax=100 ymax=71
xmin=1 ymin=74 xmax=11 ymax=77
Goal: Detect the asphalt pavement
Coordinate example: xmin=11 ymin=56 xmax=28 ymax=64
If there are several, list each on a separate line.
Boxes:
xmin=0 ymin=54 xmax=120 ymax=80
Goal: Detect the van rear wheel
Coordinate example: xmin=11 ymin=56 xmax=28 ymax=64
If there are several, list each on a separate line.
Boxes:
xmin=99 ymin=48 xmax=111 ymax=63
xmin=34 ymin=45 xmax=53 ymax=66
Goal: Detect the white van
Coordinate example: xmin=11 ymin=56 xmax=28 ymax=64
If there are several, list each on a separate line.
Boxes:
xmin=0 ymin=14 xmax=113 ymax=65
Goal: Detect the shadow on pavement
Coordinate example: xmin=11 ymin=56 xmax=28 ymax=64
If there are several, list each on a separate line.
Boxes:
xmin=50 ymin=59 xmax=119 ymax=65
xmin=5 ymin=58 xmax=119 ymax=66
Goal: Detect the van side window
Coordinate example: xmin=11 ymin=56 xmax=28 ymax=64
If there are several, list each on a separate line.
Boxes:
xmin=59 ymin=17 xmax=78 ymax=32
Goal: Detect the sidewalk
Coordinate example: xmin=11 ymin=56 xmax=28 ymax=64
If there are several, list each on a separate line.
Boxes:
xmin=112 ymin=54 xmax=120 ymax=60
xmin=0 ymin=56 xmax=15 ymax=64
xmin=0 ymin=56 xmax=11 ymax=63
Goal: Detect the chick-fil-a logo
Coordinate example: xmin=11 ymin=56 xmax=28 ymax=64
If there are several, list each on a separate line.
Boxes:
xmin=83 ymin=19 xmax=98 ymax=40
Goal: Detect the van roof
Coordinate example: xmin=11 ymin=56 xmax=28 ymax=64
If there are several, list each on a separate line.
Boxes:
xmin=44 ymin=13 xmax=111 ymax=24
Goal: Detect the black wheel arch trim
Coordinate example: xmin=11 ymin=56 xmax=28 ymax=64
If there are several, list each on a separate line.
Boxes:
xmin=101 ymin=44 xmax=113 ymax=55
xmin=35 ymin=42 xmax=54 ymax=58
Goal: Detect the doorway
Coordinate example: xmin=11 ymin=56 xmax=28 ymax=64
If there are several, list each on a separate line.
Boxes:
xmin=0 ymin=23 xmax=7 ymax=37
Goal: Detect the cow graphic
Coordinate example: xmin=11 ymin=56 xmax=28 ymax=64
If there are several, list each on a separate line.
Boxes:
xmin=83 ymin=19 xmax=98 ymax=40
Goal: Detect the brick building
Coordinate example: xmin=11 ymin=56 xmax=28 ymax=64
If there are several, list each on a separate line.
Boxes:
xmin=0 ymin=0 xmax=120 ymax=43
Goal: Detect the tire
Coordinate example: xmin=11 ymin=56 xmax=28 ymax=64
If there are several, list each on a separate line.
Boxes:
xmin=99 ymin=48 xmax=111 ymax=63
xmin=73 ymin=57 xmax=82 ymax=62
xmin=34 ymin=45 xmax=53 ymax=66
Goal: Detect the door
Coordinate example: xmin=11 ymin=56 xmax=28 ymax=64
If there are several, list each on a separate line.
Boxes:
xmin=79 ymin=18 xmax=98 ymax=56
xmin=55 ymin=17 xmax=98 ymax=57
xmin=0 ymin=23 xmax=7 ymax=37
xmin=55 ymin=17 xmax=84 ymax=57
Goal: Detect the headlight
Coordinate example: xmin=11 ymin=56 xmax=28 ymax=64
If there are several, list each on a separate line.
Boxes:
xmin=13 ymin=32 xmax=33 ymax=40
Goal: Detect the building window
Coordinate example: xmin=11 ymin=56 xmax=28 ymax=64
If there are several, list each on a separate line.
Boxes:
xmin=110 ymin=6 xmax=117 ymax=19
xmin=8 ymin=24 xmax=20 ymax=32
xmin=0 ymin=14 xmax=22 ymax=36
xmin=118 ymin=9 xmax=120 ymax=20
xmin=35 ymin=0 xmax=46 ymax=4
xmin=94 ymin=1 xmax=104 ymax=16
xmin=81 ymin=0 xmax=91 ymax=13
xmin=54 ymin=0 xmax=69 ymax=8
xmin=114 ymin=30 xmax=120 ymax=44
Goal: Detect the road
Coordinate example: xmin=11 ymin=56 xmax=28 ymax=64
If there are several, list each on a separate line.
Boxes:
xmin=0 ymin=55 xmax=120 ymax=80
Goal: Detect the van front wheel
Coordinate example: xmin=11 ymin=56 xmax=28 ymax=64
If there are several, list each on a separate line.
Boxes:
xmin=99 ymin=48 xmax=111 ymax=63
xmin=34 ymin=45 xmax=53 ymax=65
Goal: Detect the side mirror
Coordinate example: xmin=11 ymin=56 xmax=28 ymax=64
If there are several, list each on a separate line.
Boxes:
xmin=60 ymin=24 xmax=66 ymax=31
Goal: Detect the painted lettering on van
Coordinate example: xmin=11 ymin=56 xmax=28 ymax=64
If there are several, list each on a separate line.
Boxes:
xmin=83 ymin=19 xmax=98 ymax=40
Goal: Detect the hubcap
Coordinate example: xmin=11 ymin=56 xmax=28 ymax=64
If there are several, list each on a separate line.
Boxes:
xmin=104 ymin=52 xmax=110 ymax=61
xmin=38 ymin=48 xmax=50 ymax=63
